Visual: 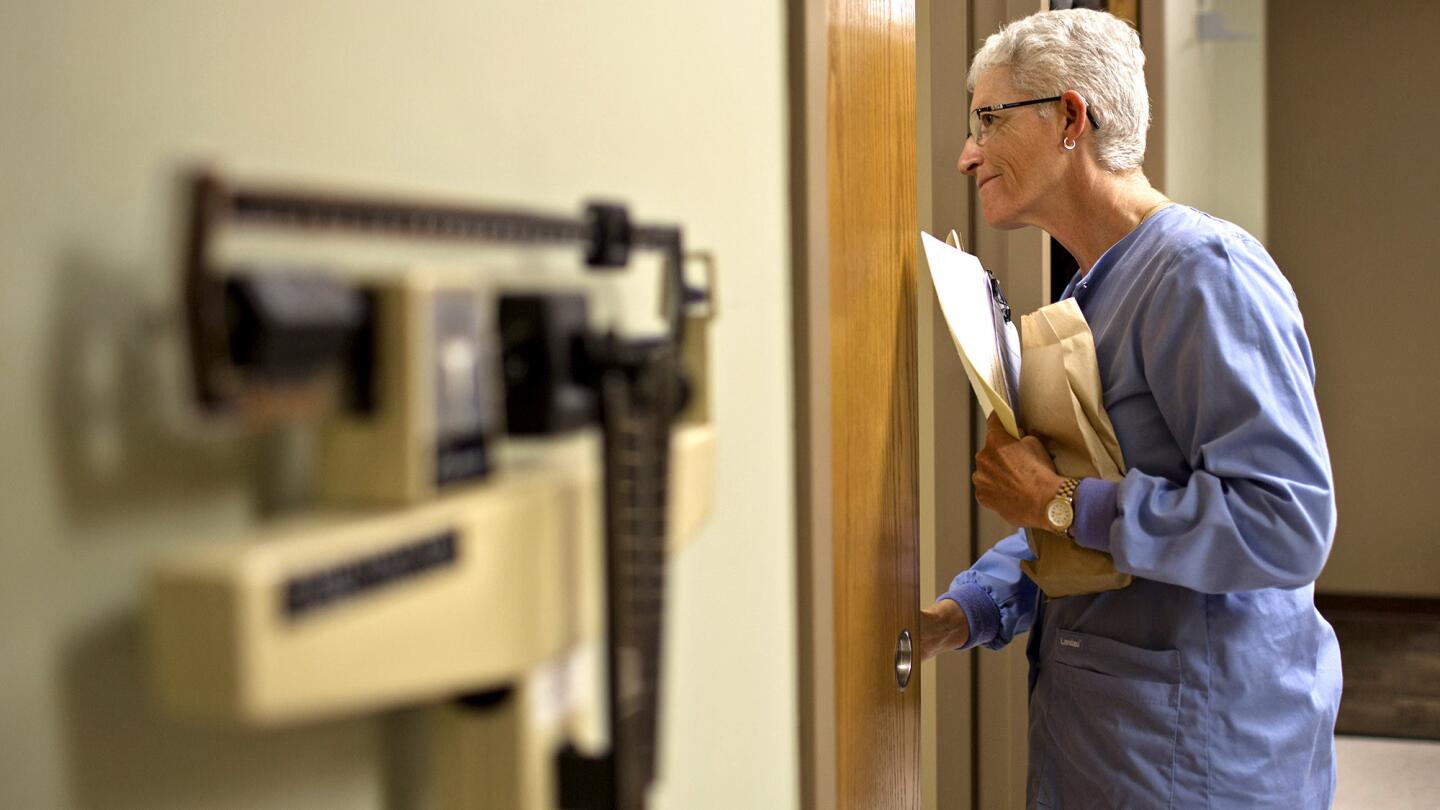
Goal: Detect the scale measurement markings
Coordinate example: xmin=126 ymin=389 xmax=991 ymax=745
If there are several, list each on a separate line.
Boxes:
xmin=283 ymin=531 xmax=458 ymax=618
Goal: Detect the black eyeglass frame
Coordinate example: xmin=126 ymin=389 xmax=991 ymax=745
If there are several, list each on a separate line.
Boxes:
xmin=970 ymin=95 xmax=1102 ymax=143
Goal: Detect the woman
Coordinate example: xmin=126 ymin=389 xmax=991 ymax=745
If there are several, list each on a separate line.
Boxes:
xmin=919 ymin=9 xmax=1341 ymax=808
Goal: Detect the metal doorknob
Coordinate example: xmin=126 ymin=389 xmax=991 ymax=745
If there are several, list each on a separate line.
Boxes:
xmin=895 ymin=629 xmax=913 ymax=690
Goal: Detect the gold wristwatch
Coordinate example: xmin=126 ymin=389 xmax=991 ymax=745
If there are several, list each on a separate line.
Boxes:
xmin=1045 ymin=477 xmax=1080 ymax=538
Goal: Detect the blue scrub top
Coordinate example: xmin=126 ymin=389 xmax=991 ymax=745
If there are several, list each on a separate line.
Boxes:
xmin=941 ymin=204 xmax=1343 ymax=808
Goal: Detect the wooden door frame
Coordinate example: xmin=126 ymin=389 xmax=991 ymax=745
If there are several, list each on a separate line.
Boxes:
xmin=916 ymin=1 xmax=980 ymax=807
xmin=789 ymin=0 xmax=836 ymax=806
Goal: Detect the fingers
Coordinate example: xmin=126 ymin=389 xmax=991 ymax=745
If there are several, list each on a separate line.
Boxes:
xmin=985 ymin=412 xmax=1006 ymax=440
xmin=971 ymin=466 xmax=997 ymax=510
xmin=985 ymin=412 xmax=1014 ymax=446
xmin=972 ymin=485 xmax=994 ymax=511
xmin=973 ymin=430 xmax=1001 ymax=507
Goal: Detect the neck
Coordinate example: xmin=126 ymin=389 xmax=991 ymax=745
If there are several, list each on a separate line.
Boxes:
xmin=1034 ymin=167 xmax=1168 ymax=278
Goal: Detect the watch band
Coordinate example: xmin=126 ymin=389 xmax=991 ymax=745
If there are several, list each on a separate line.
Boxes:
xmin=1051 ymin=477 xmax=1079 ymax=537
xmin=1057 ymin=477 xmax=1079 ymax=502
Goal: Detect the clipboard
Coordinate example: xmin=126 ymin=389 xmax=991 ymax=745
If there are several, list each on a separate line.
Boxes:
xmin=922 ymin=229 xmax=1022 ymax=437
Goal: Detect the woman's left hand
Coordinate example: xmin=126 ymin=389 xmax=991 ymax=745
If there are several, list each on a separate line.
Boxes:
xmin=973 ymin=413 xmax=1064 ymax=530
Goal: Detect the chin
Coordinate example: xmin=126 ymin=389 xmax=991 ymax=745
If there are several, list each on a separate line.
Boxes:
xmin=980 ymin=206 xmax=1027 ymax=231
xmin=977 ymin=187 xmax=1028 ymax=230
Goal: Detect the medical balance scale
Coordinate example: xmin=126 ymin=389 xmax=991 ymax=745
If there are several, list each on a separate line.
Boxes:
xmin=144 ymin=172 xmax=717 ymax=810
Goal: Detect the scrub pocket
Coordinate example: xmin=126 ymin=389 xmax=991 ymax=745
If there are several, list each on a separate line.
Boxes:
xmin=1044 ymin=629 xmax=1182 ymax=808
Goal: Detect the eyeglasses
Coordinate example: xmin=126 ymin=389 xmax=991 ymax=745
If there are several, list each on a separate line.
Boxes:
xmin=968 ymin=96 xmax=1102 ymax=146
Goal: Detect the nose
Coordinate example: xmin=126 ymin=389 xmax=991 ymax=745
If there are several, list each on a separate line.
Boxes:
xmin=958 ymin=138 xmax=982 ymax=176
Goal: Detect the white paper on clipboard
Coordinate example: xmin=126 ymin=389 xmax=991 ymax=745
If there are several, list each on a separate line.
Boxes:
xmin=921 ymin=229 xmax=1023 ymax=437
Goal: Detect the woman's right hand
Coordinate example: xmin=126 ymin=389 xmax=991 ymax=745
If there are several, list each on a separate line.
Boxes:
xmin=920 ymin=599 xmax=971 ymax=661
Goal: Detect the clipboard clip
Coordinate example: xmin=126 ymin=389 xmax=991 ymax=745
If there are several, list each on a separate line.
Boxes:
xmin=986 ymin=270 xmax=1012 ymax=323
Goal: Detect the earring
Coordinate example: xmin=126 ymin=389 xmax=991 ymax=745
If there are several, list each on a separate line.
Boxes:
xmin=1063 ymin=137 xmax=1077 ymax=151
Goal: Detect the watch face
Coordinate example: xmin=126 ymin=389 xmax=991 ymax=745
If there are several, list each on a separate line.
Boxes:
xmin=1047 ymin=500 xmax=1074 ymax=530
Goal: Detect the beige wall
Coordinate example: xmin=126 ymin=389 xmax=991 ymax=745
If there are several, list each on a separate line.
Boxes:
xmin=1160 ymin=0 xmax=1267 ymax=242
xmin=0 ymin=2 xmax=796 ymax=808
xmin=1268 ymin=0 xmax=1440 ymax=596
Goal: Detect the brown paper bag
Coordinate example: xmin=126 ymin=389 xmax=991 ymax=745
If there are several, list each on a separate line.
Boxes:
xmin=1017 ymin=298 xmax=1132 ymax=598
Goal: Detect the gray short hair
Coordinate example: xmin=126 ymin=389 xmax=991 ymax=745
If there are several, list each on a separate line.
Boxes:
xmin=969 ymin=9 xmax=1149 ymax=172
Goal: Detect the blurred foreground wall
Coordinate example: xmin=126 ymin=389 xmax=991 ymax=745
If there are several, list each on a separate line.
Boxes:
xmin=0 ymin=2 xmax=797 ymax=808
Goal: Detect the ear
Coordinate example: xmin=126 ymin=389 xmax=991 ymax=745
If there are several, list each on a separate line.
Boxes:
xmin=1058 ymin=89 xmax=1091 ymax=144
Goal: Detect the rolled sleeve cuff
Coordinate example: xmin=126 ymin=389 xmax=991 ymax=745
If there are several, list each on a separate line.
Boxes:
xmin=1073 ymin=477 xmax=1120 ymax=552
xmin=937 ymin=582 xmax=1001 ymax=651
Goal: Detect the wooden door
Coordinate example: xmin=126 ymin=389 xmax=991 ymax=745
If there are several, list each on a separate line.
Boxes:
xmin=828 ymin=0 xmax=922 ymax=803
xmin=799 ymin=0 xmax=922 ymax=807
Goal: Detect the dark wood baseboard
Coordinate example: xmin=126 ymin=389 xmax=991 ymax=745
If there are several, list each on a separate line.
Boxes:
xmin=1317 ymin=592 xmax=1440 ymax=741
xmin=1317 ymin=593 xmax=1440 ymax=617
